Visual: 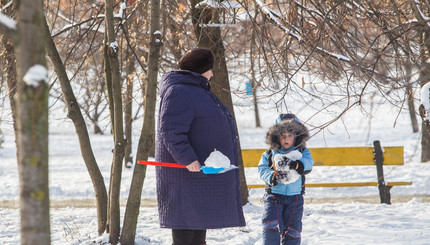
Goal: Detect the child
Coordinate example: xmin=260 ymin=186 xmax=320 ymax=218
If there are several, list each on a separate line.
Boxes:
xmin=258 ymin=114 xmax=314 ymax=245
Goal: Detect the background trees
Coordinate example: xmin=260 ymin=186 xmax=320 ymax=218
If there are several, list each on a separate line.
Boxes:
xmin=245 ymin=0 xmax=427 ymax=159
xmin=1 ymin=0 xmax=430 ymax=244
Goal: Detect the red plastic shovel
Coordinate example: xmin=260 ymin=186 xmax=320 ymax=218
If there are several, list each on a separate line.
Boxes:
xmin=137 ymin=160 xmax=238 ymax=174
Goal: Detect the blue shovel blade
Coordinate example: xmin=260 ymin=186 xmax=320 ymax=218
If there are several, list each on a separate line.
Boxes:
xmin=200 ymin=165 xmax=238 ymax=174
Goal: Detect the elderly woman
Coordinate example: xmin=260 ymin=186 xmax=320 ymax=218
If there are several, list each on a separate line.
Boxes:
xmin=155 ymin=48 xmax=245 ymax=245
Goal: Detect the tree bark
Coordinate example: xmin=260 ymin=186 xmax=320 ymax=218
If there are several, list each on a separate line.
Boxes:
xmin=122 ymin=2 xmax=135 ymax=169
xmin=120 ymin=0 xmax=161 ymax=243
xmin=124 ymin=55 xmax=135 ymax=168
xmin=420 ymin=74 xmax=430 ymax=162
xmin=190 ymin=0 xmax=249 ymax=205
xmin=103 ymin=29 xmax=113 ymax=234
xmin=15 ymin=0 xmax=51 ymax=243
xmin=105 ymin=0 xmax=126 ymax=243
xmin=406 ymin=84 xmax=419 ymax=133
xmin=43 ymin=18 xmax=108 ymax=235
xmin=418 ymin=32 xmax=430 ymax=162
xmin=250 ymin=12 xmax=261 ymax=128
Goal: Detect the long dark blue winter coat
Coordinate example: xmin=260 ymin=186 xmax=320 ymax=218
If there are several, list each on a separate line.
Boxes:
xmin=155 ymin=70 xmax=246 ymax=229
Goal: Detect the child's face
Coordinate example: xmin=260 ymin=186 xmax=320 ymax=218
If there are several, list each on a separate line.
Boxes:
xmin=279 ymin=132 xmax=295 ymax=149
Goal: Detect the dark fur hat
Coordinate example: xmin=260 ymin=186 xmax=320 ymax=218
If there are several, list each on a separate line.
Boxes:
xmin=266 ymin=116 xmax=310 ymax=151
xmin=178 ymin=48 xmax=214 ymax=74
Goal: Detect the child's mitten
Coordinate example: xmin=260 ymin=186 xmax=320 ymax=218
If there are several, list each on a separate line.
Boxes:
xmin=289 ymin=160 xmax=305 ymax=175
xmin=270 ymin=172 xmax=278 ymax=186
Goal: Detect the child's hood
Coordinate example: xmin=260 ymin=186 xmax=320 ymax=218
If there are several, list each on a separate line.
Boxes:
xmin=266 ymin=115 xmax=310 ymax=151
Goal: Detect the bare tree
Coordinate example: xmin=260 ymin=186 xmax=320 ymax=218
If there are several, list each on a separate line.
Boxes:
xmin=190 ymin=0 xmax=249 ymax=205
xmin=120 ymin=0 xmax=162 ymax=242
xmin=235 ymin=0 xmax=427 ymax=151
xmin=124 ymin=54 xmax=135 ymax=168
xmin=104 ymin=0 xmax=126 ymax=243
xmin=0 ymin=0 xmax=51 ymax=243
xmin=43 ymin=17 xmax=108 ymax=235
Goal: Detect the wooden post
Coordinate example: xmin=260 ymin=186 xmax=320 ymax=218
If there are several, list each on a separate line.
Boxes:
xmin=373 ymin=140 xmax=392 ymax=204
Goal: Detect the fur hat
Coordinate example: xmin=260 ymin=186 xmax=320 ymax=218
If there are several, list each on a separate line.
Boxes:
xmin=266 ymin=114 xmax=310 ymax=151
xmin=178 ymin=48 xmax=214 ymax=74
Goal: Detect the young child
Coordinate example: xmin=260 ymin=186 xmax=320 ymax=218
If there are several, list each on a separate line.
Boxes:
xmin=258 ymin=114 xmax=314 ymax=245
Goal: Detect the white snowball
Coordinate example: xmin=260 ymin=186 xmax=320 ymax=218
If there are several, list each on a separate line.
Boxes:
xmin=285 ymin=150 xmax=302 ymax=161
xmin=273 ymin=150 xmax=302 ymax=184
xmin=204 ymin=150 xmax=231 ymax=168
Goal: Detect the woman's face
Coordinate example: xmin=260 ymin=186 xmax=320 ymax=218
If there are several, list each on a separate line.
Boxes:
xmin=279 ymin=132 xmax=295 ymax=149
xmin=201 ymin=69 xmax=213 ymax=81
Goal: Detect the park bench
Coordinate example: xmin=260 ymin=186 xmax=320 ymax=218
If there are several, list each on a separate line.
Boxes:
xmin=242 ymin=140 xmax=412 ymax=204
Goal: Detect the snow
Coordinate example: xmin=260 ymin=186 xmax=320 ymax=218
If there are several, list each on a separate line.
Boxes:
xmin=196 ymin=0 xmax=242 ymax=9
xmin=114 ymin=2 xmax=127 ymax=19
xmin=421 ymin=82 xmax=430 ymax=120
xmin=204 ymin=150 xmax=231 ymax=168
xmin=23 ymin=64 xmax=48 ymax=87
xmin=1 ymin=78 xmax=430 ymax=244
xmin=0 ymin=12 xmax=16 ymax=30
xmin=273 ymin=150 xmax=302 ymax=184
xmin=255 ymin=0 xmax=302 ymax=41
xmin=109 ymin=41 xmax=119 ymax=53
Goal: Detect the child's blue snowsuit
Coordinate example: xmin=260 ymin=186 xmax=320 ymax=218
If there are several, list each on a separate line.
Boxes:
xmin=258 ymin=114 xmax=314 ymax=245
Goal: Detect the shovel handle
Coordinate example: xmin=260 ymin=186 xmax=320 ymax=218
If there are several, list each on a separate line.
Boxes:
xmin=138 ymin=160 xmax=187 ymax=168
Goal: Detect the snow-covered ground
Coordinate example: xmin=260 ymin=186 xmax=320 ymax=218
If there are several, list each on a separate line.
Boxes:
xmin=1 ymin=80 xmax=430 ymax=244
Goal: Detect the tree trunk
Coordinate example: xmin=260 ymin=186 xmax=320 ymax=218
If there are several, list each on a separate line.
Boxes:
xmin=105 ymin=1 xmax=126 ymax=243
xmin=402 ymin=54 xmax=419 ymax=133
xmin=124 ymin=55 xmax=135 ymax=168
xmin=43 ymin=18 xmax=108 ymax=235
xmin=15 ymin=0 xmax=51 ymax=243
xmin=104 ymin=33 xmax=115 ymax=137
xmin=120 ymin=0 xmax=161 ymax=243
xmin=419 ymin=30 xmax=430 ymax=162
xmin=407 ymin=84 xmax=419 ymax=133
xmin=409 ymin=0 xmax=430 ymax=162
xmin=421 ymin=76 xmax=430 ymax=162
xmin=123 ymin=3 xmax=135 ymax=169
xmin=103 ymin=30 xmax=113 ymax=234
xmin=190 ymin=0 xmax=249 ymax=205
xmin=250 ymin=14 xmax=261 ymax=128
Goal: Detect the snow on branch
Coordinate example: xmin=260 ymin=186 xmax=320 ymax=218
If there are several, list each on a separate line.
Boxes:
xmin=255 ymin=0 xmax=353 ymax=61
xmin=0 ymin=12 xmax=17 ymax=42
xmin=410 ymin=0 xmax=430 ymax=28
xmin=0 ymin=0 xmax=13 ymax=12
xmin=23 ymin=64 xmax=48 ymax=87
xmin=114 ymin=1 xmax=127 ymax=19
xmin=255 ymin=0 xmax=301 ymax=41
xmin=196 ymin=0 xmax=242 ymax=9
xmin=254 ymin=0 xmax=385 ymax=77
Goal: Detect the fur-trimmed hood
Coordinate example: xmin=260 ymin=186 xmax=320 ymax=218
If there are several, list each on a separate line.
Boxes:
xmin=266 ymin=116 xmax=310 ymax=151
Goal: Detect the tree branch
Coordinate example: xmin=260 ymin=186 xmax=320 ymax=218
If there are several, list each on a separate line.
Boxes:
xmin=0 ymin=12 xmax=17 ymax=43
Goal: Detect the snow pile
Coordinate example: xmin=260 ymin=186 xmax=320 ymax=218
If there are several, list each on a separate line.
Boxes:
xmin=273 ymin=150 xmax=302 ymax=184
xmin=204 ymin=150 xmax=231 ymax=168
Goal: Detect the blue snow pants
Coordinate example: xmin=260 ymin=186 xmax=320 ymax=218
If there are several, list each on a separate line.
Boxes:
xmin=262 ymin=193 xmax=304 ymax=245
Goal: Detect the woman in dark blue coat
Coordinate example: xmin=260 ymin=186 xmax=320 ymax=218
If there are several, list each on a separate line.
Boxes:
xmin=155 ymin=48 xmax=245 ymax=244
